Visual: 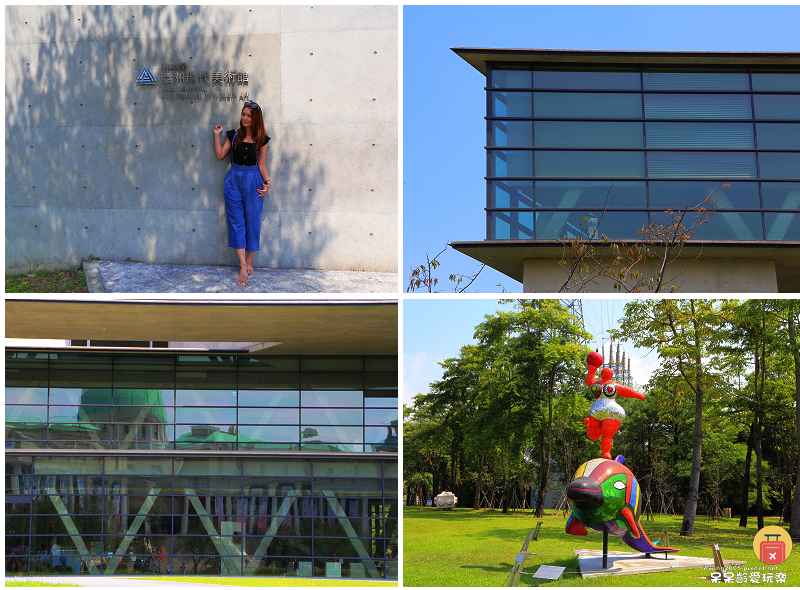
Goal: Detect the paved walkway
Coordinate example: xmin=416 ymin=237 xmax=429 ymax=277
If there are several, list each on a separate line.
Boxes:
xmin=83 ymin=261 xmax=398 ymax=294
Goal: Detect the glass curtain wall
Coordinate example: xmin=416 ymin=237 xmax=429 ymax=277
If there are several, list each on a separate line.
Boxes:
xmin=486 ymin=66 xmax=800 ymax=242
xmin=5 ymin=351 xmax=398 ymax=579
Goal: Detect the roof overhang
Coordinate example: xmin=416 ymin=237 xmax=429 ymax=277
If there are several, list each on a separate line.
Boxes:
xmin=5 ymin=299 xmax=397 ymax=356
xmin=450 ymin=240 xmax=800 ymax=292
xmin=452 ymin=48 xmax=800 ymax=76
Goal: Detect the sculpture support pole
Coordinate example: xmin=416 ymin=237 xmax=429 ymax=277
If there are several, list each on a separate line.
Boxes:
xmin=603 ymin=529 xmax=608 ymax=569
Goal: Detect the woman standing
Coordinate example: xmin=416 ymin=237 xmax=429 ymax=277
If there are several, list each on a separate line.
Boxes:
xmin=214 ymin=101 xmax=271 ymax=286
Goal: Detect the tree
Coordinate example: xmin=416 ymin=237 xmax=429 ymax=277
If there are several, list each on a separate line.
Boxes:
xmin=612 ymin=299 xmax=725 ymax=536
xmin=557 ymin=184 xmax=728 ymax=293
xmin=407 ymin=245 xmax=490 ymax=293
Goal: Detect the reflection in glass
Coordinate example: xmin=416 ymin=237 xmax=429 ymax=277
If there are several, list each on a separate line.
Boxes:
xmin=756 ymin=123 xmax=800 ymax=149
xmin=644 ymin=94 xmax=751 ymax=119
xmin=536 ymin=121 xmax=643 ymax=148
xmin=491 ymin=180 xmax=534 ymax=209
xmin=535 ymin=151 xmax=645 ymax=178
xmin=753 ymin=94 xmax=800 ymax=120
xmin=648 ymin=181 xmax=760 ymax=210
xmin=491 ymin=211 xmax=535 ymax=240
xmin=535 ymin=211 xmax=648 ymax=240
xmin=535 ymin=181 xmax=646 ymax=209
xmin=534 ymin=92 xmax=642 ymax=119
xmin=491 ymin=91 xmax=532 ymax=117
xmin=302 ymin=391 xmax=363 ymax=408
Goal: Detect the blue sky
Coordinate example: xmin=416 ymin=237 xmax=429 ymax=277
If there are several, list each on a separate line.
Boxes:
xmin=402 ymin=297 xmax=664 ymax=408
xmin=402 ymin=4 xmax=800 ymax=293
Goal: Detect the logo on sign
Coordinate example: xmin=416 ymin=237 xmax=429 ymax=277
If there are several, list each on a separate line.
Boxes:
xmin=136 ymin=65 xmax=157 ymax=85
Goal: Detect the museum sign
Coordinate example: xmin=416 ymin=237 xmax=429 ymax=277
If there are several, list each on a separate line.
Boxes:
xmin=136 ymin=62 xmax=251 ymax=102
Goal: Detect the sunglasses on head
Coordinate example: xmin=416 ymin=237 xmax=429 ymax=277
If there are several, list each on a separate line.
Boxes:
xmin=243 ymin=101 xmax=260 ymax=111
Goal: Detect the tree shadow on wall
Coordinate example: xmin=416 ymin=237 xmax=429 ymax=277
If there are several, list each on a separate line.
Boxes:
xmin=5 ymin=5 xmax=332 ymax=273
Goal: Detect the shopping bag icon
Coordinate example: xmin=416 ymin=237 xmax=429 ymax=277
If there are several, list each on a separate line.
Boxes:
xmin=760 ymin=534 xmax=786 ymax=564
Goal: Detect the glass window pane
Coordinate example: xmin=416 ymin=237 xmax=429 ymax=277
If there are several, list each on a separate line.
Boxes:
xmin=364 ymin=357 xmax=396 ymax=372
xmin=536 ymin=121 xmax=643 ymax=148
xmin=491 ymin=69 xmax=532 ymax=88
xmin=534 ymin=92 xmax=642 ymax=118
xmin=301 ymin=373 xmax=363 ymax=391
xmin=301 ymin=357 xmax=363 ymax=372
xmin=239 ymin=425 xmax=299 ymax=444
xmin=176 ymin=370 xmax=236 ymax=389
xmin=491 ymin=121 xmax=533 ymax=147
xmin=491 ymin=181 xmax=534 ymax=209
xmin=113 ymin=370 xmax=174 ymax=389
xmin=300 ymin=426 xmax=363 ymax=444
xmin=364 ymin=395 xmax=398 ymax=408
xmin=302 ymin=409 xmax=363 ymax=426
xmin=643 ymin=72 xmax=750 ymax=91
xmin=646 ymin=122 xmax=754 ymax=148
xmin=644 ymin=94 xmax=752 ymax=119
xmin=35 ymin=456 xmax=104 ymax=475
xmin=313 ymin=461 xmax=382 ymax=478
xmin=238 ymin=408 xmax=299 ymax=425
xmin=535 ymin=180 xmax=647 ymax=209
xmin=237 ymin=372 xmax=300 ymax=389
xmin=365 ymin=409 xmax=397 ymax=426
xmin=535 ymin=211 xmax=648 ymax=240
xmin=6 ymin=363 xmax=48 ymax=387
xmin=364 ymin=374 xmax=396 ymax=390
xmin=762 ymin=182 xmax=800 ymax=209
xmin=759 ymin=152 xmax=800 ymax=179
xmin=753 ymin=94 xmax=800 ymax=120
xmin=533 ymin=70 xmax=640 ymax=90
xmin=535 ymin=151 xmax=645 ymax=178
xmin=239 ymin=390 xmax=299 ymax=407
xmin=243 ymin=458 xmax=311 ymax=477
xmin=649 ymin=181 xmax=760 ymax=209
xmin=765 ymin=212 xmax=800 ymax=241
xmin=176 ymin=389 xmax=237 ymax=407
xmin=238 ymin=356 xmax=300 ymax=372
xmin=491 ymin=150 xmax=533 ymax=177
xmin=366 ymin=426 xmax=399 ymax=448
xmin=751 ymin=73 xmax=800 ymax=92
xmin=302 ymin=391 xmax=363 ymax=408
xmin=490 ymin=211 xmax=534 ymax=240
xmin=175 ymin=407 xmax=236 ymax=425
xmin=49 ymin=369 xmax=111 ymax=388
xmin=5 ymin=404 xmax=48 ymax=421
xmin=678 ymin=212 xmax=764 ymax=241
xmin=756 ymin=123 xmax=800 ymax=149
xmin=491 ymin=91 xmax=532 ymax=117
xmin=6 ymin=387 xmax=48 ymax=404
xmin=647 ymin=152 xmax=757 ymax=178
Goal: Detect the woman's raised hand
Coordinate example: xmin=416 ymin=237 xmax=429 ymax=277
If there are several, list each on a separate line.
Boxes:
xmin=213 ymin=124 xmax=223 ymax=135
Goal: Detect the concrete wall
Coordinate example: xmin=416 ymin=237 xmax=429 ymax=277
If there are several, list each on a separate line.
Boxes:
xmin=5 ymin=5 xmax=398 ymax=273
xmin=522 ymin=258 xmax=779 ymax=293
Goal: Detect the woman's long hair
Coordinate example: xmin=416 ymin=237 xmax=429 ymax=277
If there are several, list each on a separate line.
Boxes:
xmin=233 ymin=104 xmax=267 ymax=153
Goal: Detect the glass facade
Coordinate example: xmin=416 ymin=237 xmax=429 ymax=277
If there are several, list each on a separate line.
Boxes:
xmin=486 ymin=66 xmax=800 ymax=242
xmin=6 ymin=351 xmax=398 ymax=579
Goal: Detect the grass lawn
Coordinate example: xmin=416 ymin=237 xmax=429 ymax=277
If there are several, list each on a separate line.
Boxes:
xmin=137 ymin=576 xmax=398 ymax=586
xmin=404 ymin=507 xmax=797 ymax=587
xmin=6 ymin=268 xmax=88 ymax=293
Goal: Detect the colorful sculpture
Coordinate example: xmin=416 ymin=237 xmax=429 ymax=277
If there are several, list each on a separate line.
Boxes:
xmin=565 ymin=456 xmax=678 ymax=554
xmin=584 ymin=351 xmax=644 ymax=460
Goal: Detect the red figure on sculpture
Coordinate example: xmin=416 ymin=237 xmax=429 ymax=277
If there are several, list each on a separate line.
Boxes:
xmin=584 ymin=351 xmax=645 ymax=459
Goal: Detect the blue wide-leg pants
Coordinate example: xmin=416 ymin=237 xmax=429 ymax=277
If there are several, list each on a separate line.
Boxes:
xmin=224 ymin=163 xmax=264 ymax=251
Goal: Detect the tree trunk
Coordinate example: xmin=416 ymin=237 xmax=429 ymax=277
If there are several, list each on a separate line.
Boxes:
xmin=739 ymin=420 xmax=755 ymax=527
xmin=474 ymin=456 xmax=484 ymax=510
xmin=680 ymin=300 xmax=704 ymax=537
xmin=755 ymin=415 xmax=764 ymax=530
xmin=787 ymin=300 xmax=800 ymax=540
